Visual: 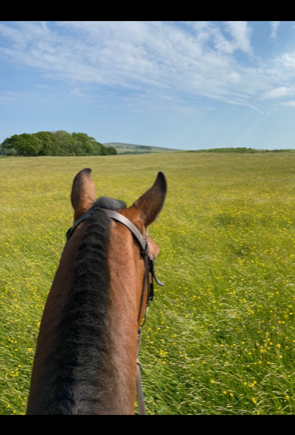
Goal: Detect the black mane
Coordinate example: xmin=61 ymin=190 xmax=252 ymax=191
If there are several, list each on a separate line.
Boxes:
xmin=41 ymin=197 xmax=126 ymax=414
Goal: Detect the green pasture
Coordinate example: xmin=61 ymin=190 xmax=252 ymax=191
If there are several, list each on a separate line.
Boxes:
xmin=1 ymin=152 xmax=295 ymax=414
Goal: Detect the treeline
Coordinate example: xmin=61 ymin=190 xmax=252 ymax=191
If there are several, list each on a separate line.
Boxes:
xmin=0 ymin=131 xmax=117 ymax=157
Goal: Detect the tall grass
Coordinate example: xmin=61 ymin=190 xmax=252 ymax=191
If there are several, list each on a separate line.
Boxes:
xmin=1 ymin=153 xmax=295 ymax=414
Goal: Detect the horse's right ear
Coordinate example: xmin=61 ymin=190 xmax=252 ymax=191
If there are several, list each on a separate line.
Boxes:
xmin=132 ymin=171 xmax=167 ymax=227
xmin=71 ymin=168 xmax=96 ymax=222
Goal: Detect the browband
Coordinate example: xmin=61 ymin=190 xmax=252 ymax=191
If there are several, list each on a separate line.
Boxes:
xmin=102 ymin=209 xmax=149 ymax=255
xmin=66 ymin=208 xmax=149 ymax=255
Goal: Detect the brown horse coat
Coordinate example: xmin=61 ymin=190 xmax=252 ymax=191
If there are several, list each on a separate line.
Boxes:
xmin=26 ymin=169 xmax=167 ymax=415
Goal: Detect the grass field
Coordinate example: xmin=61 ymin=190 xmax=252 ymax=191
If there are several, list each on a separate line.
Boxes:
xmin=1 ymin=152 xmax=295 ymax=414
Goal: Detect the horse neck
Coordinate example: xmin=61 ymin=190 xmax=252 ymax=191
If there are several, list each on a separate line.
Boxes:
xmin=27 ymin=218 xmax=142 ymax=415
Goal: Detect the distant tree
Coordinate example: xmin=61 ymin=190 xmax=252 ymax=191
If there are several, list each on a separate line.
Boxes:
xmin=34 ymin=131 xmax=61 ymax=156
xmin=106 ymin=146 xmax=117 ymax=155
xmin=0 ymin=131 xmax=117 ymax=157
xmin=52 ymin=130 xmax=76 ymax=156
xmin=1 ymin=134 xmax=42 ymax=156
xmin=0 ymin=137 xmax=18 ymax=155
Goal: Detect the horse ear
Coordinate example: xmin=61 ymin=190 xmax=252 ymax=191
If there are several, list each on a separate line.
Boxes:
xmin=71 ymin=168 xmax=96 ymax=221
xmin=132 ymin=172 xmax=167 ymax=227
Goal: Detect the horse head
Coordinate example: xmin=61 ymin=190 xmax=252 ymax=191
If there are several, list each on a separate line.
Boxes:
xmin=26 ymin=169 xmax=167 ymax=415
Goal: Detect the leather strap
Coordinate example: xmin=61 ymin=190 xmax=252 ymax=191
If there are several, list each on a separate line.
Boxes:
xmin=136 ymin=329 xmax=145 ymax=415
xmin=102 ymin=209 xmax=149 ymax=255
xmin=66 ymin=209 xmax=92 ymax=240
xmin=137 ymin=255 xmax=148 ymax=323
xmin=136 ymin=360 xmax=145 ymax=415
xmin=66 ymin=208 xmax=149 ymax=255
xmin=102 ymin=209 xmax=150 ymax=323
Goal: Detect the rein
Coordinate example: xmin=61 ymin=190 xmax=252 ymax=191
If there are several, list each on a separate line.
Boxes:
xmin=65 ymin=207 xmax=164 ymax=415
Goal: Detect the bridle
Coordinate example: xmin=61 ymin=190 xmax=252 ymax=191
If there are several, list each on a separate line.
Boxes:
xmin=65 ymin=207 xmax=164 ymax=415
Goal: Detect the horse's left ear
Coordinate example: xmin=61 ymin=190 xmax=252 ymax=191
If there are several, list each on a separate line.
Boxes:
xmin=71 ymin=168 xmax=96 ymax=222
xmin=132 ymin=172 xmax=167 ymax=227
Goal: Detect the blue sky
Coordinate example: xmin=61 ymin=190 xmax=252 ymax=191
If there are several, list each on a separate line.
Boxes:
xmin=1 ymin=21 xmax=295 ymax=150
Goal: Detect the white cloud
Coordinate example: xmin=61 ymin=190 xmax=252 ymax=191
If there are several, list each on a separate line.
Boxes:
xmin=278 ymin=51 xmax=295 ymax=67
xmin=270 ymin=21 xmax=280 ymax=40
xmin=0 ymin=21 xmax=291 ymax=114
xmin=223 ymin=21 xmax=252 ymax=54
xmin=280 ymin=101 xmax=295 ymax=107
xmin=261 ymin=86 xmax=295 ymax=99
xmin=192 ymin=21 xmax=253 ymax=55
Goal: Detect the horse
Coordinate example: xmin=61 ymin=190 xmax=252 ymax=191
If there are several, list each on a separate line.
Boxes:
xmin=26 ymin=168 xmax=167 ymax=415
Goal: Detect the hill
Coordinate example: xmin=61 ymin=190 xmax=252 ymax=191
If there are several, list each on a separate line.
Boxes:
xmin=103 ymin=142 xmax=182 ymax=154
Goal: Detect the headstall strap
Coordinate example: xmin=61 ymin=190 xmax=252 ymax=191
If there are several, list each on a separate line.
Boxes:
xmin=65 ymin=207 xmax=164 ymax=415
xmin=65 ymin=209 xmax=93 ymax=241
